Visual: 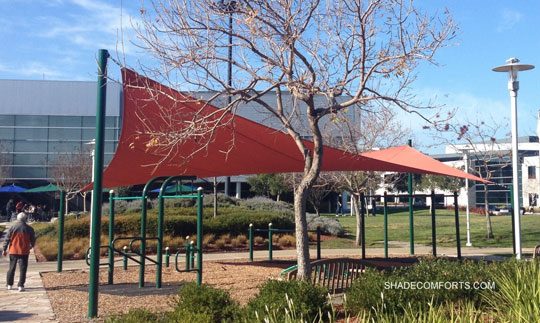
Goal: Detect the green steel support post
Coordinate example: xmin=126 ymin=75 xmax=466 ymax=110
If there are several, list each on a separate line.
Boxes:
xmin=431 ymin=190 xmax=437 ymax=257
xmin=123 ymin=246 xmax=128 ymax=270
xmin=453 ymin=191 xmax=462 ymax=259
xmin=57 ymin=190 xmax=65 ymax=272
xmin=185 ymin=239 xmax=191 ymax=271
xmin=360 ymin=193 xmax=366 ymax=259
xmin=88 ymin=48 xmax=108 ymax=319
xmin=196 ymin=187 xmax=203 ymax=286
xmin=190 ymin=241 xmax=195 ymax=269
xmin=268 ymin=223 xmax=273 ymax=261
xmin=157 ymin=189 xmax=165 ymax=288
xmin=248 ymin=223 xmax=254 ymax=262
xmin=165 ymin=247 xmax=170 ymax=268
xmin=108 ymin=190 xmax=115 ymax=285
xmin=408 ymin=139 xmax=415 ymax=255
xmin=383 ymin=192 xmax=388 ymax=259
xmin=510 ymin=185 xmax=516 ymax=255
xmin=316 ymin=226 xmax=321 ymax=260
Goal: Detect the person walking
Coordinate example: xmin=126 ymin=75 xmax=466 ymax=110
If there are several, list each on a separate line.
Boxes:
xmin=5 ymin=199 xmax=15 ymax=220
xmin=2 ymin=212 xmax=36 ymax=292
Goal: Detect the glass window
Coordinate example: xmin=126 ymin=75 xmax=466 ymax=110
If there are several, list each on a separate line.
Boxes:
xmin=12 ymin=166 xmax=46 ymax=178
xmin=14 ymin=154 xmax=47 ymax=166
xmin=0 ymin=115 xmax=14 ymax=126
xmin=105 ymin=129 xmax=118 ymax=140
xmin=105 ymin=116 xmax=118 ymax=127
xmin=48 ymin=141 xmax=82 ymax=153
xmin=0 ymin=128 xmax=14 ymax=140
xmin=82 ymin=116 xmax=95 ymax=127
xmin=82 ymin=129 xmax=95 ymax=141
xmin=15 ymin=115 xmax=48 ymax=127
xmin=528 ymin=166 xmax=536 ymax=179
xmin=48 ymin=116 xmax=81 ymax=127
xmin=49 ymin=128 xmax=81 ymax=140
xmin=0 ymin=141 xmax=13 ymax=151
xmin=15 ymin=127 xmax=48 ymax=140
xmin=14 ymin=140 xmax=47 ymax=153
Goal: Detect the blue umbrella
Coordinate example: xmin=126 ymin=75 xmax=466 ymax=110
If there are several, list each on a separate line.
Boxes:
xmin=0 ymin=184 xmax=26 ymax=193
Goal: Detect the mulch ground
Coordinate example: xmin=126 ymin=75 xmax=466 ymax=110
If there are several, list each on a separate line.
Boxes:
xmin=41 ymin=257 xmax=417 ymax=322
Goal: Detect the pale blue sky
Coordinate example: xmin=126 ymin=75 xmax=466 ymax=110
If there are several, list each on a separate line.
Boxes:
xmin=1 ymin=0 xmax=539 ymax=151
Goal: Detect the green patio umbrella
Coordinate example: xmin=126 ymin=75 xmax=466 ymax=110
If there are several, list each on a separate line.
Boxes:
xmin=24 ymin=183 xmax=61 ymax=193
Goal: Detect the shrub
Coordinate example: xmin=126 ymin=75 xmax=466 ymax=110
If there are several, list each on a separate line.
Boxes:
xmin=277 ymin=235 xmax=295 ymax=248
xmin=202 ymin=234 xmax=215 ymax=248
xmin=246 ymin=280 xmax=330 ymax=322
xmin=214 ymin=239 xmax=226 ymax=249
xmin=203 ymin=193 xmax=238 ymax=207
xmin=236 ymin=234 xmax=247 ymax=244
xmin=173 ymin=282 xmax=240 ymax=322
xmin=230 ymin=237 xmax=242 ymax=248
xmin=253 ymin=236 xmax=265 ymax=245
xmin=306 ymin=214 xmax=344 ymax=236
xmin=345 ymin=259 xmax=492 ymax=314
xmin=105 ymin=309 xmax=163 ymax=323
xmin=238 ymin=196 xmax=293 ymax=216
xmin=219 ymin=234 xmax=232 ymax=245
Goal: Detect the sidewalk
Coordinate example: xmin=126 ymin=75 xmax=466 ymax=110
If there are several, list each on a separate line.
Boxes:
xmin=0 ymin=220 xmax=533 ymax=322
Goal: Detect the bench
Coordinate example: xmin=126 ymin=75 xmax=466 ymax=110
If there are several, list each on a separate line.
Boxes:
xmin=281 ymin=258 xmax=376 ymax=294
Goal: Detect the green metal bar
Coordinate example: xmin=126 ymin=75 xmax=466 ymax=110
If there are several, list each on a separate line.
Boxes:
xmin=196 ymin=187 xmax=203 ymax=286
xmin=111 ymin=196 xmax=144 ymax=201
xmin=383 ymin=192 xmax=388 ymax=259
xmin=123 ymin=246 xmax=128 ymax=270
xmin=161 ymin=195 xmax=198 ymax=199
xmin=57 ymin=190 xmax=65 ymax=272
xmin=316 ymin=226 xmax=321 ymax=260
xmin=190 ymin=241 xmax=195 ymax=269
xmin=248 ymin=223 xmax=254 ymax=262
xmin=360 ymin=193 xmax=366 ymax=259
xmin=431 ymin=190 xmax=437 ymax=257
xmin=108 ymin=190 xmax=115 ymax=285
xmin=165 ymin=247 xmax=170 ymax=268
xmin=88 ymin=48 xmax=108 ymax=319
xmin=185 ymin=239 xmax=191 ymax=271
xmin=453 ymin=191 xmax=462 ymax=259
xmin=268 ymin=223 xmax=273 ymax=261
xmin=408 ymin=140 xmax=414 ymax=256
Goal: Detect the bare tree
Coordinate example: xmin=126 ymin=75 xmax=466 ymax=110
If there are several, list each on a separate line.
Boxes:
xmin=49 ymin=150 xmax=92 ymax=214
xmin=430 ymin=118 xmax=510 ymax=239
xmin=135 ymin=0 xmax=456 ymax=278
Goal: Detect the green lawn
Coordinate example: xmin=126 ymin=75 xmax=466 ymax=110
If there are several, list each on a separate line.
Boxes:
xmin=320 ymin=209 xmax=540 ymax=249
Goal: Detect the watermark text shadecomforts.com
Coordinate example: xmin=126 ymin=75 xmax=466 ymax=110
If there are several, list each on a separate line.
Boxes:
xmin=384 ymin=281 xmax=495 ymax=290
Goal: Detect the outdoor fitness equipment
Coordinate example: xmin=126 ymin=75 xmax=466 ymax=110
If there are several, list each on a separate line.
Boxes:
xmin=82 ymin=176 xmax=203 ymax=289
xmin=248 ymin=223 xmax=322 ymax=261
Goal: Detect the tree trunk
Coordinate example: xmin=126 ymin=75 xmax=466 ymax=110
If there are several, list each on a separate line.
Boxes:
xmin=294 ymin=184 xmax=311 ymax=280
xmin=484 ymin=185 xmax=494 ymax=239
xmin=352 ymin=194 xmax=362 ymax=246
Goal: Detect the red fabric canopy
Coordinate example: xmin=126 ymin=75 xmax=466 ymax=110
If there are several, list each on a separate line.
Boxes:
xmin=97 ymin=69 xmax=486 ymax=188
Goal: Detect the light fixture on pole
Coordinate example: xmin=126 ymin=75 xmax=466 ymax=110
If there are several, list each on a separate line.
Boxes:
xmin=492 ymin=58 xmax=535 ymax=260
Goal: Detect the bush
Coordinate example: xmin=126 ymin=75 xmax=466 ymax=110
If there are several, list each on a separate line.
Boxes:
xmin=246 ymin=280 xmax=330 ymax=322
xmin=277 ymin=234 xmax=295 ymax=248
xmin=173 ymin=282 xmax=240 ymax=322
xmin=345 ymin=259 xmax=493 ymax=314
xmin=238 ymin=197 xmax=293 ymax=216
xmin=106 ymin=309 xmax=163 ymax=323
xmin=306 ymin=214 xmax=345 ymax=236
xmin=203 ymin=193 xmax=238 ymax=207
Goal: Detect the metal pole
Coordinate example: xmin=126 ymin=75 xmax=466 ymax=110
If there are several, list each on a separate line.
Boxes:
xmin=509 ymin=86 xmax=522 ymax=259
xmin=88 ymin=48 xmax=108 ymax=319
xmin=248 ymin=223 xmax=253 ymax=262
xmin=464 ymin=152 xmax=472 ymax=247
xmin=224 ymin=2 xmax=234 ymax=196
xmin=510 ymin=185 xmax=516 ymax=255
xmin=107 ymin=190 xmax=115 ymax=285
xmin=268 ymin=223 xmax=273 ymax=261
xmin=165 ymin=247 xmax=170 ymax=268
xmin=156 ymin=185 xmax=165 ymax=288
xmin=123 ymin=246 xmax=128 ymax=270
xmin=431 ymin=190 xmax=437 ymax=257
xmin=316 ymin=226 xmax=321 ymax=260
xmin=196 ymin=187 xmax=203 ymax=286
xmin=360 ymin=192 xmax=366 ymax=259
xmin=57 ymin=190 xmax=65 ymax=272
xmin=408 ymin=139 xmax=415 ymax=255
xmin=453 ymin=191 xmax=462 ymax=259
xmin=383 ymin=192 xmax=388 ymax=259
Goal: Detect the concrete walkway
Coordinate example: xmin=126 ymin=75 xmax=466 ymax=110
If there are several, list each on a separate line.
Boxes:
xmin=0 ymin=220 xmax=534 ymax=322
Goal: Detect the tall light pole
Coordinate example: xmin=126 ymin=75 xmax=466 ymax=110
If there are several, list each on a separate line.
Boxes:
xmin=492 ymin=58 xmax=535 ymax=259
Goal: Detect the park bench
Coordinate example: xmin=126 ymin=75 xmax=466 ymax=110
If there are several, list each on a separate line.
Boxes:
xmin=281 ymin=258 xmax=376 ymax=294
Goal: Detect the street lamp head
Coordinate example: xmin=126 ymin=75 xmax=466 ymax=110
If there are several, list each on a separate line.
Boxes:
xmin=492 ymin=58 xmax=534 ymax=82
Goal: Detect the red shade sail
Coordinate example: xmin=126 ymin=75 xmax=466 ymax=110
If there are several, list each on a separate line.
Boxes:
xmin=96 ymin=69 xmax=486 ymax=188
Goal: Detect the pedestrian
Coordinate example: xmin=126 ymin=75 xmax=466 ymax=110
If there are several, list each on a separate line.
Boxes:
xmin=2 ymin=212 xmax=36 ymax=292
xmin=5 ymin=199 xmax=15 ymax=220
xmin=335 ymin=194 xmax=343 ymax=216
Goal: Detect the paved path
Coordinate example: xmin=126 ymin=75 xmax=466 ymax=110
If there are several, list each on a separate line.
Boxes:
xmin=0 ymin=220 xmax=535 ymax=322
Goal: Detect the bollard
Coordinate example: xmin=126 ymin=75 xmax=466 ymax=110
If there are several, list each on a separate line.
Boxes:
xmin=316 ymin=226 xmax=321 ymax=260
xmin=268 ymin=223 xmax=273 ymax=261
xmin=165 ymin=247 xmax=170 ymax=268
xmin=248 ymin=223 xmax=254 ymax=262
xmin=185 ymin=237 xmax=191 ymax=271
xmin=122 ymin=246 xmax=128 ymax=270
xmin=189 ymin=241 xmax=195 ymax=270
